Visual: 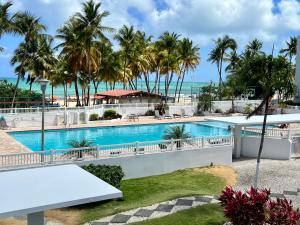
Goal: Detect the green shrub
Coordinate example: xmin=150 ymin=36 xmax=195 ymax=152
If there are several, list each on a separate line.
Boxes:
xmin=103 ymin=109 xmax=117 ymax=118
xmin=243 ymin=104 xmax=252 ymax=114
xmin=82 ymin=164 xmax=124 ymax=188
xmin=89 ymin=113 xmax=99 ymax=121
xmin=144 ymin=109 xmax=155 ymax=116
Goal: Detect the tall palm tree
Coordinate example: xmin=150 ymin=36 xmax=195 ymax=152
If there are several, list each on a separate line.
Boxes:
xmin=74 ymin=0 xmax=113 ymax=105
xmin=280 ymin=36 xmax=297 ymax=63
xmin=114 ymin=25 xmax=136 ymax=89
xmin=0 ymin=1 xmax=16 ymax=51
xmin=208 ymin=35 xmax=237 ymax=99
xmin=158 ymin=32 xmax=180 ymax=98
xmin=10 ymin=13 xmax=47 ymax=109
xmin=176 ymin=38 xmax=200 ymax=102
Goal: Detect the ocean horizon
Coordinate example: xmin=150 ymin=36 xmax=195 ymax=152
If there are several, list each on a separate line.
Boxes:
xmin=0 ymin=77 xmax=209 ymax=97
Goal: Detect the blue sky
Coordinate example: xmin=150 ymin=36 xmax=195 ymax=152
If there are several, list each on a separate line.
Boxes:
xmin=0 ymin=0 xmax=300 ymax=82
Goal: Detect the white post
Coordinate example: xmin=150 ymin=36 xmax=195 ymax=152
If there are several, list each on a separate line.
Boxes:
xmin=295 ymin=36 xmax=300 ymax=103
xmin=233 ymin=125 xmax=242 ymax=158
xmin=74 ymin=112 xmax=80 ymax=124
xmin=27 ymin=211 xmax=44 ymax=225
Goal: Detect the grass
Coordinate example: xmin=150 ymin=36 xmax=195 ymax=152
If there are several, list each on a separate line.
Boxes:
xmin=76 ymin=167 xmax=231 ymax=225
xmin=132 ymin=204 xmax=226 ymax=225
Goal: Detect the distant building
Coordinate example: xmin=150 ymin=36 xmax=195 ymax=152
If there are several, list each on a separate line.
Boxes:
xmin=94 ymin=89 xmax=162 ymax=104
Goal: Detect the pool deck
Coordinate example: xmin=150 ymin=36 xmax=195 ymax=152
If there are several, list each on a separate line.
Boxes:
xmin=0 ymin=116 xmax=207 ymax=155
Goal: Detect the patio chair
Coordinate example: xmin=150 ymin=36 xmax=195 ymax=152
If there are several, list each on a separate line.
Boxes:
xmin=165 ymin=110 xmax=172 ymax=119
xmin=128 ymin=114 xmax=139 ymax=122
xmin=181 ymin=109 xmax=190 ymax=118
xmin=173 ymin=113 xmax=181 ymax=118
xmin=155 ymin=110 xmax=163 ymax=120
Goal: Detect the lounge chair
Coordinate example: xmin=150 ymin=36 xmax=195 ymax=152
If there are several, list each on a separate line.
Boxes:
xmin=181 ymin=109 xmax=190 ymax=118
xmin=165 ymin=110 xmax=172 ymax=119
xmin=134 ymin=147 xmax=145 ymax=154
xmin=173 ymin=113 xmax=181 ymax=118
xmin=155 ymin=110 xmax=163 ymax=120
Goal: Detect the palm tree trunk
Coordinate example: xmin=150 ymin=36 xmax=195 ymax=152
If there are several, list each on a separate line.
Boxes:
xmin=158 ymin=74 xmax=161 ymax=95
xmin=11 ymin=75 xmax=20 ymax=110
xmin=63 ymin=83 xmax=66 ymax=106
xmin=74 ymin=78 xmax=81 ymax=107
xmin=151 ymin=67 xmax=160 ymax=93
xmin=144 ymin=73 xmax=150 ymax=92
xmin=123 ymin=53 xmax=127 ymax=89
xmin=51 ymin=85 xmax=54 ymax=105
xmin=177 ymin=68 xmax=186 ymax=103
xmin=174 ymin=76 xmax=180 ymax=99
xmin=253 ymin=95 xmax=270 ymax=188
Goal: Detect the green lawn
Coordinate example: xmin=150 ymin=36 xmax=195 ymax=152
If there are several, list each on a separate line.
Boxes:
xmin=132 ymin=204 xmax=226 ymax=225
xmin=77 ymin=167 xmax=228 ymax=225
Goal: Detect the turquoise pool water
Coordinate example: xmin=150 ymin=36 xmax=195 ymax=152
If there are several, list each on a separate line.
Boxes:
xmin=10 ymin=122 xmax=231 ymax=151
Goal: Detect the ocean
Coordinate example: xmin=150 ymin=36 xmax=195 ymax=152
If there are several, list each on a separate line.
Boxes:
xmin=0 ymin=77 xmax=209 ymax=97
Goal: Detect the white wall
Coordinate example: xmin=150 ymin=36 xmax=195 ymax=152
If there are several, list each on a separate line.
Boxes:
xmin=213 ymin=100 xmax=261 ymax=112
xmin=78 ymin=146 xmax=232 ymax=179
xmin=241 ymin=136 xmax=292 ymax=160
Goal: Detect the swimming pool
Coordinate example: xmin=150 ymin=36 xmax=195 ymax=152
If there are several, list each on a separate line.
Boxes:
xmin=10 ymin=122 xmax=231 ymax=151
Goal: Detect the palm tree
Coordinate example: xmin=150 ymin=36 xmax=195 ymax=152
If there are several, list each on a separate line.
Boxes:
xmin=245 ymin=39 xmax=263 ymax=56
xmin=69 ymin=139 xmax=92 ymax=148
xmin=74 ymin=0 xmax=113 ymax=105
xmin=280 ymin=37 xmax=297 ymax=63
xmin=10 ymin=12 xmax=47 ymax=109
xmin=163 ymin=125 xmax=192 ymax=148
xmin=114 ymin=25 xmax=136 ymax=89
xmin=208 ymin=35 xmax=237 ymax=100
xmin=176 ymin=38 xmax=200 ymax=102
xmin=0 ymin=1 xmax=16 ymax=51
xmin=158 ymin=32 xmax=180 ymax=98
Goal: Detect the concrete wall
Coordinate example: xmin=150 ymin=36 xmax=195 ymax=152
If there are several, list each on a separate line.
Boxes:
xmin=241 ymin=136 xmax=292 ymax=160
xmin=78 ymin=146 xmax=232 ymax=179
xmin=213 ymin=100 xmax=261 ymax=112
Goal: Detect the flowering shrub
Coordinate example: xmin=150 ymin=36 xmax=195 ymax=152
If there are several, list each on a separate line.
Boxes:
xmin=267 ymin=198 xmax=300 ymax=225
xmin=219 ymin=186 xmax=300 ymax=225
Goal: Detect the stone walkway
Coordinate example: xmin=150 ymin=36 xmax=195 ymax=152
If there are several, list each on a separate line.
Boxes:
xmin=233 ymin=158 xmax=300 ymax=207
xmin=0 ymin=131 xmax=30 ymax=154
xmin=86 ymin=196 xmax=218 ymax=225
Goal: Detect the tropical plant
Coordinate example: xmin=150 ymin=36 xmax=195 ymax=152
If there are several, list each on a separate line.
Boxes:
xmin=68 ymin=139 xmax=92 ymax=148
xmin=208 ymin=35 xmax=237 ymax=100
xmin=219 ymin=186 xmax=300 ymax=225
xmin=163 ymin=125 xmax=192 ymax=148
xmin=89 ymin=113 xmax=99 ymax=121
xmin=0 ymin=1 xmax=16 ymax=51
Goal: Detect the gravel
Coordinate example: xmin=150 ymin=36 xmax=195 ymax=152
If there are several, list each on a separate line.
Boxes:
xmin=233 ymin=158 xmax=300 ymax=206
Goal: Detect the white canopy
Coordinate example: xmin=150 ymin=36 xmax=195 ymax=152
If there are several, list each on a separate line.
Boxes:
xmin=206 ymin=113 xmax=300 ymax=126
xmin=0 ymin=164 xmax=122 ymax=217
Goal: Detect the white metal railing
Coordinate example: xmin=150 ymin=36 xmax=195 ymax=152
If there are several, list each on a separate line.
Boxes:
xmin=244 ymin=127 xmax=300 ymax=139
xmin=0 ymin=136 xmax=232 ymax=169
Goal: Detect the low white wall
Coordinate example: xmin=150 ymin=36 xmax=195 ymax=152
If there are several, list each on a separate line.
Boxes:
xmin=78 ymin=146 xmax=232 ymax=179
xmin=241 ymin=136 xmax=292 ymax=160
xmin=213 ymin=100 xmax=261 ymax=112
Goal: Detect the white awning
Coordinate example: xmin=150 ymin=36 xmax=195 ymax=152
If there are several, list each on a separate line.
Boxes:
xmin=206 ymin=113 xmax=300 ymax=126
xmin=0 ymin=164 xmax=122 ymax=217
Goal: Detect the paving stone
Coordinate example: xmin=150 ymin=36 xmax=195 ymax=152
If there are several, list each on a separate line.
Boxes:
xmin=283 ymin=190 xmax=298 ymax=196
xmin=90 ymin=222 xmax=109 ymax=225
xmin=270 ymin=193 xmax=285 ymax=198
xmin=155 ymin=204 xmax=174 ymax=212
xmin=176 ymin=199 xmax=194 ymax=206
xmin=195 ymin=196 xmax=213 ymax=203
xmin=110 ymin=214 xmax=132 ymax=223
xmin=134 ymin=209 xmax=154 ymax=217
